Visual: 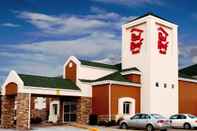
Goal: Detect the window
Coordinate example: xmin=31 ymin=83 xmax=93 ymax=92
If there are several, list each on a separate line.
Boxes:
xmin=132 ymin=114 xmax=150 ymax=119
xmin=141 ymin=114 xmax=151 ymax=119
xmin=156 ymin=82 xmax=159 ymax=87
xmin=151 ymin=114 xmax=166 ymax=119
xmin=170 ymin=115 xmax=178 ymax=119
xmin=188 ymin=114 xmax=197 ymax=119
xmin=164 ymin=83 xmax=167 ymax=88
xmin=35 ymin=97 xmax=46 ymax=110
xmin=172 ymin=84 xmax=175 ymax=89
xmin=178 ymin=115 xmax=186 ymax=119
xmin=123 ymin=101 xmax=131 ymax=114
xmin=119 ymin=97 xmax=135 ymax=115
xmin=53 ymin=104 xmax=58 ymax=115
xmin=132 ymin=114 xmax=141 ymax=119
xmin=69 ymin=62 xmax=73 ymax=68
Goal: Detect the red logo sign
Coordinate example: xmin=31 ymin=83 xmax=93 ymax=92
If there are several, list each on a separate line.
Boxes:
xmin=157 ymin=27 xmax=169 ymax=54
xmin=130 ymin=28 xmax=144 ymax=54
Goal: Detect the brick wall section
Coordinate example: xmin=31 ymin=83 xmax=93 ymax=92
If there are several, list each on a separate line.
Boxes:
xmin=31 ymin=96 xmax=48 ymax=121
xmin=97 ymin=115 xmax=116 ymax=122
xmin=125 ymin=74 xmax=141 ymax=84
xmin=111 ymin=84 xmax=141 ymax=115
xmin=65 ymin=60 xmax=77 ymax=82
xmin=31 ymin=95 xmax=61 ymax=123
xmin=179 ymin=80 xmax=197 ymax=115
xmin=92 ymin=84 xmax=140 ymax=122
xmin=92 ymin=84 xmax=109 ymax=116
xmin=76 ymin=97 xmax=92 ymax=124
xmin=1 ymin=95 xmax=15 ymax=128
xmin=16 ymin=93 xmax=30 ymax=130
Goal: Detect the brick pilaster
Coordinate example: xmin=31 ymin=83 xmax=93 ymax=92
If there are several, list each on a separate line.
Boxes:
xmin=1 ymin=95 xmax=15 ymax=128
xmin=76 ymin=97 xmax=92 ymax=124
xmin=16 ymin=93 xmax=31 ymax=130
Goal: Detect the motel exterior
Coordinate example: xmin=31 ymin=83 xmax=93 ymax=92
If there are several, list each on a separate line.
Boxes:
xmin=1 ymin=13 xmax=197 ymax=130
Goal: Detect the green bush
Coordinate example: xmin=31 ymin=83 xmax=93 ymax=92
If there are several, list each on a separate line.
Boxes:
xmin=98 ymin=120 xmax=107 ymax=126
xmin=106 ymin=120 xmax=117 ymax=127
xmin=89 ymin=114 xmax=98 ymax=125
xmin=31 ymin=117 xmax=42 ymax=124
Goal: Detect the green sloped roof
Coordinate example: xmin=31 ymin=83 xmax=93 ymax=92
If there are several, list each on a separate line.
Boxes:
xmin=94 ymin=72 xmax=131 ymax=82
xmin=113 ymin=63 xmax=122 ymax=70
xmin=126 ymin=12 xmax=176 ymax=25
xmin=179 ymin=64 xmax=197 ymax=80
xmin=179 ymin=73 xmax=197 ymax=80
xmin=18 ymin=74 xmax=80 ymax=90
xmin=79 ymin=60 xmax=120 ymax=70
xmin=122 ymin=67 xmax=140 ymax=72
xmin=179 ymin=64 xmax=197 ymax=76
xmin=80 ymin=71 xmax=132 ymax=83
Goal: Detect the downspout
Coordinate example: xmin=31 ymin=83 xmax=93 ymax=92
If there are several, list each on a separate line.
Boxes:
xmin=108 ymin=82 xmax=112 ymax=121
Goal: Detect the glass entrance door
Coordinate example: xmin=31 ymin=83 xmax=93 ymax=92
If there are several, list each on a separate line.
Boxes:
xmin=63 ymin=102 xmax=77 ymax=122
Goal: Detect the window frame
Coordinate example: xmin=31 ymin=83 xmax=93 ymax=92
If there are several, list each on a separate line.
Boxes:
xmin=170 ymin=115 xmax=178 ymax=119
xmin=123 ymin=101 xmax=131 ymax=114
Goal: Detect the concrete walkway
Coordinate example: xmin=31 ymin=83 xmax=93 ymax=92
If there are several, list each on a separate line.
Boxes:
xmin=0 ymin=126 xmax=196 ymax=131
xmin=0 ymin=126 xmax=88 ymax=131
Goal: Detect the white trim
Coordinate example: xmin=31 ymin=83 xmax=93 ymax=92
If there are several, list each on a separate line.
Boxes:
xmin=48 ymin=100 xmax=60 ymax=123
xmin=1 ymin=70 xmax=24 ymax=95
xmin=22 ymin=86 xmax=86 ymax=97
xmin=118 ymin=97 xmax=136 ymax=116
xmin=24 ymin=86 xmax=81 ymax=92
xmin=121 ymin=70 xmax=141 ymax=75
xmin=91 ymin=80 xmax=141 ymax=87
xmin=179 ymin=77 xmax=197 ymax=83
xmin=108 ymin=83 xmax=112 ymax=121
xmin=79 ymin=81 xmax=92 ymax=85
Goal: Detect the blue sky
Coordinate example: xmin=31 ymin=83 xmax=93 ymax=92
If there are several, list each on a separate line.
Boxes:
xmin=0 ymin=0 xmax=197 ymax=84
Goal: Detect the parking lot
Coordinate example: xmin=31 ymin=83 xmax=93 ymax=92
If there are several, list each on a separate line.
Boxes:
xmin=0 ymin=126 xmax=197 ymax=131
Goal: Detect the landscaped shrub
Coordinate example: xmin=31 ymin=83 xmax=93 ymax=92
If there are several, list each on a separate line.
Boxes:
xmin=98 ymin=120 xmax=107 ymax=126
xmin=31 ymin=117 xmax=42 ymax=124
xmin=89 ymin=114 xmax=98 ymax=125
xmin=106 ymin=120 xmax=117 ymax=127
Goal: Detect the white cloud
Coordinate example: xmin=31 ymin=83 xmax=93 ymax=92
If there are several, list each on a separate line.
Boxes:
xmin=15 ymin=31 xmax=120 ymax=57
xmin=192 ymin=56 xmax=197 ymax=63
xmin=0 ymin=10 xmax=136 ymax=85
xmin=94 ymin=54 xmax=121 ymax=64
xmin=18 ymin=11 xmax=115 ymax=35
xmin=179 ymin=43 xmax=197 ymax=67
xmin=1 ymin=23 xmax=20 ymax=28
xmin=91 ymin=0 xmax=164 ymax=6
xmin=17 ymin=11 xmax=136 ymax=36
xmin=0 ymin=31 xmax=121 ymax=78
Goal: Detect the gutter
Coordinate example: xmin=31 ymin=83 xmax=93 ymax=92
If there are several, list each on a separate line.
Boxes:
xmin=108 ymin=82 xmax=112 ymax=121
xmin=91 ymin=80 xmax=141 ymax=87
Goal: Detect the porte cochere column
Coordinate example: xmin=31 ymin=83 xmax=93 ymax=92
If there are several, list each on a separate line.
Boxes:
xmin=76 ymin=97 xmax=92 ymax=124
xmin=1 ymin=95 xmax=15 ymax=128
xmin=16 ymin=93 xmax=31 ymax=130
